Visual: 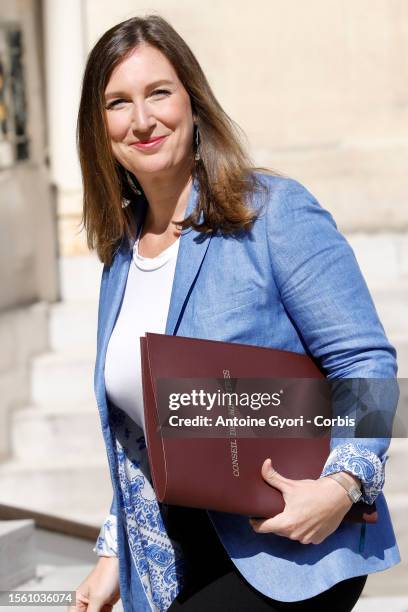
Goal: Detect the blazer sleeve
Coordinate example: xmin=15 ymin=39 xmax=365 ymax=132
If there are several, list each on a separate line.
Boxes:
xmin=265 ymin=177 xmax=398 ymax=504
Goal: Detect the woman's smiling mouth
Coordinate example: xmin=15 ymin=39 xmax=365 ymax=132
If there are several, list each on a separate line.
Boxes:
xmin=129 ymin=135 xmax=168 ymax=150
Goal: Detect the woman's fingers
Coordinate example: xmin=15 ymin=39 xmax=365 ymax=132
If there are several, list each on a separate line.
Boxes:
xmin=67 ymin=597 xmax=115 ymax=612
xmin=87 ymin=601 xmax=114 ymax=612
xmin=260 ymin=458 xmax=293 ymax=493
xmin=249 ymin=512 xmax=293 ymax=537
xmin=249 ymin=475 xmax=351 ymax=544
xmin=67 ymin=590 xmax=89 ymax=611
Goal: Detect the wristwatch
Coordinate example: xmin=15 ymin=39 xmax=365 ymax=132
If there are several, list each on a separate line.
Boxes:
xmin=326 ymin=473 xmax=362 ymax=503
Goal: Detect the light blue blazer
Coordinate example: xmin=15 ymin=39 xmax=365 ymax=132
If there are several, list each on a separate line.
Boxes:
xmin=94 ymin=173 xmax=400 ymax=611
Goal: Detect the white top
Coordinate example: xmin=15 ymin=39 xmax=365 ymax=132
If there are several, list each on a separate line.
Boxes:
xmin=104 ymin=236 xmax=180 ymax=433
xmin=95 ymin=236 xmax=180 ymax=557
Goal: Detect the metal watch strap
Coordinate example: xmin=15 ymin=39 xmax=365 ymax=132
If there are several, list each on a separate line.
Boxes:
xmin=326 ymin=473 xmax=362 ymax=503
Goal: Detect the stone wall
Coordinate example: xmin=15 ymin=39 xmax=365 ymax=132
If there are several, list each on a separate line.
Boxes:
xmin=77 ymin=1 xmax=408 ymax=237
xmin=0 ymin=0 xmax=58 ymax=458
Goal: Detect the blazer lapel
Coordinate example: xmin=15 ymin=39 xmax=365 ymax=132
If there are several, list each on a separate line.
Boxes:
xmin=95 ymin=181 xmax=212 ymax=425
xmin=165 ymin=180 xmax=213 ymax=335
xmin=94 ymin=247 xmax=132 ymax=425
xmin=94 ymin=198 xmax=147 ymax=423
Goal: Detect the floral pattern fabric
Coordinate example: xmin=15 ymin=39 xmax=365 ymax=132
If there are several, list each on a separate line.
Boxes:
xmin=94 ymin=513 xmax=118 ymax=556
xmin=95 ymin=404 xmax=187 ymax=612
xmin=320 ymin=441 xmax=387 ymax=504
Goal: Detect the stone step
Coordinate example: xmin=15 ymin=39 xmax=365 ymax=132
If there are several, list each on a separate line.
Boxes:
xmin=378 ymin=438 xmax=407 ymax=521
xmin=395 ymin=339 xmax=408 ymax=377
xmin=0 ymin=520 xmax=35 ymax=590
xmin=10 ymin=405 xmax=105 ymax=461
xmin=8 ymin=527 xmax=124 ymax=611
xmin=370 ymin=285 xmax=408 ymax=340
xmin=59 ymin=255 xmax=103 ymax=302
xmin=354 ymin=597 xmax=408 ymax=612
xmin=364 ymin=492 xmax=408 ymax=598
xmin=347 ymin=232 xmax=408 ymax=289
xmin=0 ymin=460 xmax=112 ymax=527
xmin=31 ymin=348 xmax=96 ymax=405
xmin=384 ymin=491 xmax=408 ymax=576
xmin=20 ymin=399 xmax=98 ymax=413
xmin=49 ymin=300 xmax=98 ymax=351
xmin=12 ymin=564 xmax=124 ymax=612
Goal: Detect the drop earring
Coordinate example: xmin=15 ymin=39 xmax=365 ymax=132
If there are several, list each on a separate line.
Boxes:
xmin=194 ymin=125 xmax=201 ymax=161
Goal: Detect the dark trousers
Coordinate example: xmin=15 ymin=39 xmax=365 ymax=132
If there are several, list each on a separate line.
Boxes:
xmin=165 ymin=506 xmax=367 ymax=612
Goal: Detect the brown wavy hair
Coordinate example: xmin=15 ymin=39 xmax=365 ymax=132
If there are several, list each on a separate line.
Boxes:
xmin=77 ymin=14 xmax=280 ymax=265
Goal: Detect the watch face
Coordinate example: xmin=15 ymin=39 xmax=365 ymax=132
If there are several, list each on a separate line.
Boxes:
xmin=350 ymin=488 xmax=362 ymax=503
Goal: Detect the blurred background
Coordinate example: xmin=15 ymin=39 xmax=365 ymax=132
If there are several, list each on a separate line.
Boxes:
xmin=0 ymin=1 xmax=407 ymax=610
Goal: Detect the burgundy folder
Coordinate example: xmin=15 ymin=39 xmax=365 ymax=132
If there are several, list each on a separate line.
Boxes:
xmin=140 ymin=333 xmax=377 ymax=523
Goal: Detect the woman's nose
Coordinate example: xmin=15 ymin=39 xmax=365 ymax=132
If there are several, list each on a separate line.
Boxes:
xmin=130 ymin=102 xmax=156 ymax=133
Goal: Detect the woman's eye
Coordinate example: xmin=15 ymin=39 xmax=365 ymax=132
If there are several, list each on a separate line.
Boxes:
xmin=105 ymin=89 xmax=171 ymax=109
xmin=106 ymin=99 xmax=128 ymax=109
xmin=150 ymin=89 xmax=171 ymax=98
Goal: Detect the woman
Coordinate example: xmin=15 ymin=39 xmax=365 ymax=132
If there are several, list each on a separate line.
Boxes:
xmin=71 ymin=14 xmax=400 ymax=612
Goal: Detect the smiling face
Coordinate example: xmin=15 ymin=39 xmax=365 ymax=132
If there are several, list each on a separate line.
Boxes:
xmin=104 ymin=43 xmax=195 ymax=181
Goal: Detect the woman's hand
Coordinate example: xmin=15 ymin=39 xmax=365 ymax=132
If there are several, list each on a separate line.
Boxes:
xmin=249 ymin=458 xmax=357 ymax=545
xmin=67 ymin=556 xmax=120 ymax=612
